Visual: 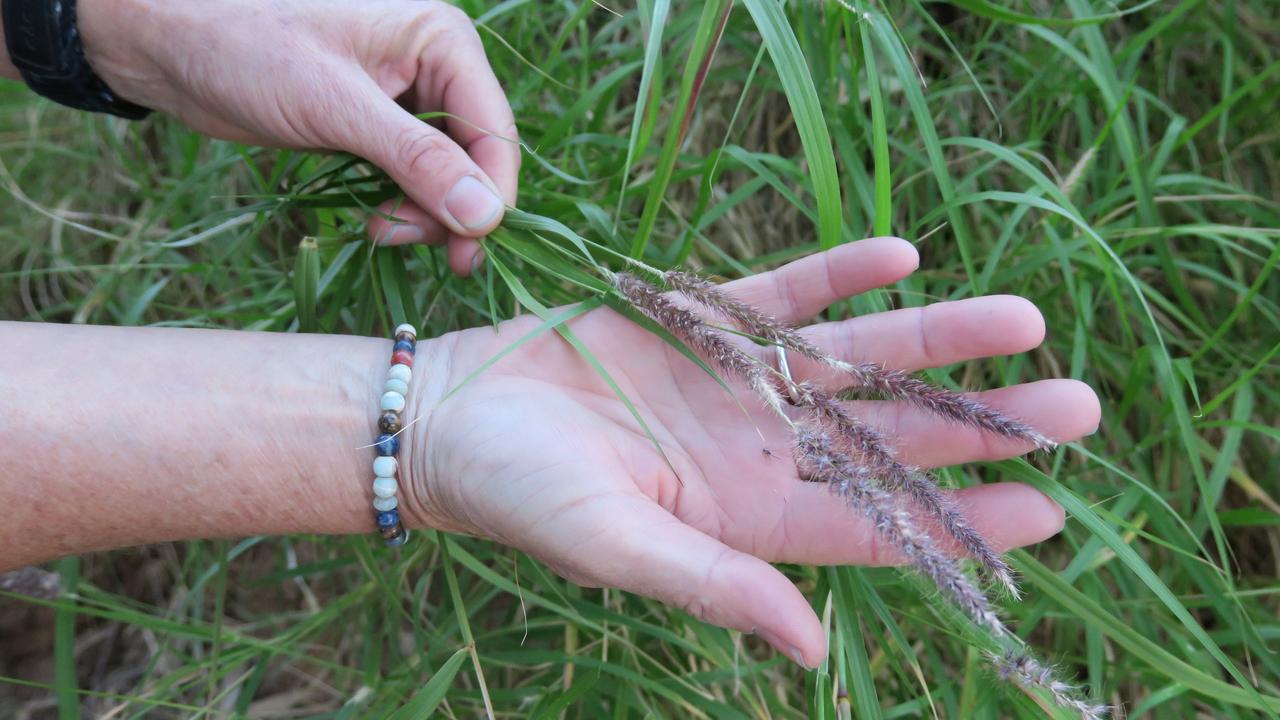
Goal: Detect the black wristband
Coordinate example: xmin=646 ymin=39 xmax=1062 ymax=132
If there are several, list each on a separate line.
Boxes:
xmin=3 ymin=0 xmax=151 ymax=119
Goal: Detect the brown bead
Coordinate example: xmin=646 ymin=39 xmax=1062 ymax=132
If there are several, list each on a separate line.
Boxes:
xmin=394 ymin=331 xmax=416 ymax=345
xmin=378 ymin=411 xmax=402 ymax=434
xmin=380 ymin=523 xmax=405 ymax=540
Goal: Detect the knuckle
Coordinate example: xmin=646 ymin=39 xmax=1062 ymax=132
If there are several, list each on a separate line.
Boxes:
xmin=679 ymin=547 xmax=737 ymax=625
xmin=434 ymin=23 xmax=484 ymax=58
xmin=422 ymin=3 xmax=479 ymax=42
xmin=916 ymin=307 xmax=936 ymax=366
xmin=550 ymin=562 xmax=600 ymax=588
xmin=394 ymin=127 xmax=453 ymax=180
xmin=865 ymin=526 xmax=884 ymax=566
xmin=679 ymin=595 xmax=713 ymax=623
xmin=776 ymin=270 xmax=805 ymax=318
xmin=504 ymin=122 xmax=523 ymax=169
xmin=432 ymin=2 xmax=471 ymax=26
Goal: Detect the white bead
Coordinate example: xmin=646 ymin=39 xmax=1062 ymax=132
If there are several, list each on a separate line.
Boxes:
xmin=384 ymin=378 xmax=409 ymax=396
xmin=373 ymin=456 xmax=398 ymax=477
xmin=394 ymin=323 xmax=417 ymax=338
xmin=387 ymin=363 xmax=412 ymax=384
xmin=372 ymin=476 xmax=398 ymax=498
xmin=380 ymin=391 xmax=405 ymax=412
xmin=372 ymin=495 xmax=398 ymax=512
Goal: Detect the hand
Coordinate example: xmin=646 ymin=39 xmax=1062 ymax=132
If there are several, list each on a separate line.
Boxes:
xmin=401 ymin=238 xmax=1102 ymax=666
xmin=79 ymin=0 xmax=518 ymax=276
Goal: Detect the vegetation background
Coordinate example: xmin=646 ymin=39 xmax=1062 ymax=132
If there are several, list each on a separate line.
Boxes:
xmin=1 ymin=0 xmax=1277 ymax=717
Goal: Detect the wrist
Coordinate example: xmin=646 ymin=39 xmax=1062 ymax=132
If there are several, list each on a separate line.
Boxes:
xmin=391 ymin=332 xmax=458 ymax=533
xmin=76 ymin=0 xmax=167 ymax=109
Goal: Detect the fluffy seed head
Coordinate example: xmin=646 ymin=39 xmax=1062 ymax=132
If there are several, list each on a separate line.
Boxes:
xmin=613 ymin=272 xmax=786 ymax=416
xmin=793 ymin=421 xmax=1006 ymax=635
xmin=0 ymin=567 xmax=61 ymax=599
xmin=837 ymin=361 xmax=1057 ymax=451
xmin=664 ymin=270 xmax=1055 ymax=451
xmin=990 ymin=651 xmax=1109 ymax=720
xmin=796 ymin=381 xmax=1020 ymax=596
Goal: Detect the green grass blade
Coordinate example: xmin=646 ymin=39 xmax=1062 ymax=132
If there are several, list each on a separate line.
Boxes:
xmin=615 ymin=0 xmax=671 ymax=231
xmin=1014 ymin=552 xmax=1280 ymax=714
xmin=1004 ymin=460 xmax=1279 ymax=717
xmin=55 ymin=556 xmax=80 ymax=720
xmin=389 ymin=647 xmax=469 ymax=720
xmin=741 ymin=0 xmax=843 ymax=250
xmin=631 ymin=0 xmax=732 ymax=257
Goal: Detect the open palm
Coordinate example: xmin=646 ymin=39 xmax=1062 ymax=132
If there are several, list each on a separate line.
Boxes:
xmin=407 ymin=238 xmax=1100 ymax=665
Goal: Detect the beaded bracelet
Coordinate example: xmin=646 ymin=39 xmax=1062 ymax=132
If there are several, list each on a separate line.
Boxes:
xmin=370 ymin=322 xmax=416 ymax=548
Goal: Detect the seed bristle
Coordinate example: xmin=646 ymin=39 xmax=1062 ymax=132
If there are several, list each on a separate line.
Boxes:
xmin=795 ymin=381 xmax=1021 ymax=597
xmin=0 ymin=566 xmax=61 ymax=599
xmin=793 ymin=422 xmax=1007 ymax=635
xmin=835 ymin=360 xmax=1057 ymax=451
xmin=664 ymin=270 xmax=1054 ymax=451
xmin=990 ymin=650 xmax=1110 ymax=720
xmin=615 ymin=267 xmax=1082 ymax=709
xmin=613 ymin=273 xmax=786 ymax=417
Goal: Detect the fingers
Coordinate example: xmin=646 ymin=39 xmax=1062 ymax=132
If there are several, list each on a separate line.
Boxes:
xmin=415 ymin=4 xmax=520 ymax=205
xmin=550 ymin=494 xmax=825 ymax=667
xmin=849 ymin=379 xmax=1102 ymax=468
xmin=367 ymin=198 xmax=482 ymax=276
xmin=407 ymin=3 xmax=519 ymax=276
xmin=779 ymin=295 xmax=1047 ymax=385
xmin=346 ymin=81 xmax=505 ymax=238
xmin=717 ymin=237 xmax=920 ymax=323
xmin=368 ymin=199 xmax=447 ymax=246
xmin=446 ymin=236 xmax=485 ymax=278
xmin=772 ymin=482 xmax=1065 ymax=566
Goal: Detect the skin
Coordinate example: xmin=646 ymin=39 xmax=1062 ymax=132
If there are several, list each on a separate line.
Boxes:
xmin=0 ymin=0 xmax=1101 ymax=667
xmin=1 ymin=0 xmax=521 ymax=276
xmin=0 ymin=238 xmax=1101 ymax=667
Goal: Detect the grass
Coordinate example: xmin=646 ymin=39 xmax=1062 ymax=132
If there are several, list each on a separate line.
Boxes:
xmin=1 ymin=0 xmax=1278 ymax=717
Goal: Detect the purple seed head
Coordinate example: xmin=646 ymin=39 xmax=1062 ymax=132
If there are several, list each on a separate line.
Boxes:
xmin=989 ymin=651 xmax=1109 ymax=720
xmin=613 ymin=272 xmax=786 ymax=416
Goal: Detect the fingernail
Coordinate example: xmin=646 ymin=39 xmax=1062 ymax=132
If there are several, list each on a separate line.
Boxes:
xmin=757 ymin=629 xmax=813 ymax=669
xmin=469 ymin=252 xmax=485 ymax=275
xmin=381 ymin=224 xmax=425 ymax=245
xmin=445 ymin=176 xmax=503 ymax=231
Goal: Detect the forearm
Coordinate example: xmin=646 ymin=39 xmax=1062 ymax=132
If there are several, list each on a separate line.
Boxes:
xmin=0 ymin=0 xmax=163 ymax=98
xmin=0 ymin=321 xmax=443 ymax=571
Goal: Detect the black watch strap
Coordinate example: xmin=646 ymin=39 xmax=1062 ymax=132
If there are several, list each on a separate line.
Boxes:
xmin=3 ymin=0 xmax=151 ymax=119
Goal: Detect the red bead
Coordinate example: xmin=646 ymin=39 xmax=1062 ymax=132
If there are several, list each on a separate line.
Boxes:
xmin=390 ymin=350 xmax=414 ymax=368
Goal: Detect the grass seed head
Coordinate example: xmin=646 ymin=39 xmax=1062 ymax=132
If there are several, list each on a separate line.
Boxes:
xmin=991 ymin=651 xmax=1110 ymax=720
xmin=0 ymin=566 xmax=61 ymax=599
xmin=797 ymin=381 xmax=1020 ymax=596
xmin=663 ymin=270 xmax=1055 ymax=452
xmin=793 ymin=420 xmax=1006 ymax=636
xmin=612 ymin=272 xmax=786 ymax=416
xmin=838 ymin=361 xmax=1057 ymax=451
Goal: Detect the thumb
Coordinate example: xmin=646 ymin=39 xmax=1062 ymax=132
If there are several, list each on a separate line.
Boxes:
xmin=550 ymin=495 xmax=826 ymax=668
xmin=347 ymin=83 xmax=506 ymax=237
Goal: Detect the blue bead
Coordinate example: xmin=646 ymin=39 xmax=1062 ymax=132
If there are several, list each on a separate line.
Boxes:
xmin=393 ymin=339 xmax=415 ymax=354
xmin=374 ymin=433 xmax=400 ymax=456
xmin=376 ymin=510 xmax=400 ymax=527
xmin=385 ymin=529 xmax=410 ymax=548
